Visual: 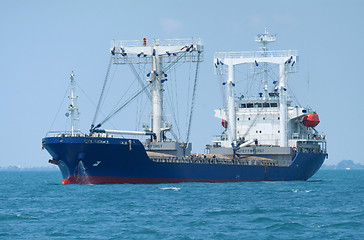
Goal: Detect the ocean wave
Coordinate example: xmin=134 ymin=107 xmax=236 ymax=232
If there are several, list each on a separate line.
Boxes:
xmin=266 ymin=222 xmax=309 ymax=231
xmin=0 ymin=213 xmax=38 ymax=221
xmin=291 ymin=189 xmax=312 ymax=193
xmin=159 ymin=187 xmax=180 ymax=191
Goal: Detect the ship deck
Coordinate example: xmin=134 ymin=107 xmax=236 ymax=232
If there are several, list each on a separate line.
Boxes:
xmin=146 ymin=151 xmax=280 ymax=166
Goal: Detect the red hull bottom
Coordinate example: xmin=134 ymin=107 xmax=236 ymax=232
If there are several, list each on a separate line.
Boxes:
xmin=67 ymin=175 xmax=257 ymax=184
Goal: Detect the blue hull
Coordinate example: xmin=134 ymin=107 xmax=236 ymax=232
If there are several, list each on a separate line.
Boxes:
xmin=42 ymin=136 xmax=326 ymax=184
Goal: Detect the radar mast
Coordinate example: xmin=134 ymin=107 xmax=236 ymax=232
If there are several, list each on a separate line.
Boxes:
xmin=255 ymin=28 xmax=276 ymax=100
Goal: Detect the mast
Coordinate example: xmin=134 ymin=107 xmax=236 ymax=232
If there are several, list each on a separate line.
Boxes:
xmin=279 ymin=63 xmax=288 ymax=146
xmin=151 ymin=48 xmax=163 ymax=142
xmin=255 ymin=29 xmax=276 ymax=100
xmin=110 ymin=38 xmax=203 ymax=143
xmin=68 ymin=71 xmax=80 ymax=136
xmin=226 ymin=60 xmax=236 ymax=145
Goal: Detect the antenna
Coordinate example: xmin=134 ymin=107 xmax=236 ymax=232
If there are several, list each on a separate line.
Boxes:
xmin=255 ymin=28 xmax=276 ymax=99
xmin=255 ymin=28 xmax=276 ymax=51
xmin=307 ymin=71 xmax=310 ymax=108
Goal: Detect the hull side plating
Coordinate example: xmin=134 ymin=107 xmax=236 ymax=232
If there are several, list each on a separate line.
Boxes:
xmin=43 ymin=136 xmax=325 ymax=184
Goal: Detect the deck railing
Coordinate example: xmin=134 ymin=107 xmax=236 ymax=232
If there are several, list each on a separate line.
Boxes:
xmin=149 ymin=155 xmax=279 ymax=166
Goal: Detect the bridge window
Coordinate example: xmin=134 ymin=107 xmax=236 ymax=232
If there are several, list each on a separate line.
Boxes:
xmin=263 ymin=103 xmax=270 ymax=107
xmin=270 ymin=103 xmax=278 ymax=107
xmin=240 ymin=104 xmax=246 ymax=108
xmin=247 ymin=103 xmax=254 ymax=108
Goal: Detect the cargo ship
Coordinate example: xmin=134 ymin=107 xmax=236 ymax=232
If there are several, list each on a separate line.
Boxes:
xmin=42 ymin=31 xmax=327 ymax=184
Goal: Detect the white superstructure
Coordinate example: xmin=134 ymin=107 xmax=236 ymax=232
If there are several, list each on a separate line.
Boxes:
xmin=214 ymin=98 xmax=314 ymax=147
xmin=213 ymin=30 xmax=326 ymax=154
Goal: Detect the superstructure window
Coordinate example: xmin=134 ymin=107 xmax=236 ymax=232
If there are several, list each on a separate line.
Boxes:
xmin=247 ymin=103 xmax=254 ymax=108
xmin=263 ymin=103 xmax=270 ymax=108
xmin=254 ymin=103 xmax=262 ymax=108
xmin=270 ymin=103 xmax=278 ymax=107
xmin=240 ymin=104 xmax=246 ymax=108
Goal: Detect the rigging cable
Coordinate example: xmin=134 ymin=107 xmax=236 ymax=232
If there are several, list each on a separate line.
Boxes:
xmin=163 ymin=51 xmax=188 ymax=73
xmin=287 ymin=82 xmax=302 ymax=107
xmin=96 ymin=82 xmax=150 ymax=128
xmin=160 ymin=52 xmax=192 ymax=142
xmin=164 ymin=68 xmax=182 ymax=141
xmin=100 ymin=61 xmax=118 ymax=113
xmin=108 ymin=70 xmax=139 ymax=116
xmin=47 ymin=86 xmax=70 ymax=135
xmin=185 ymin=59 xmax=192 ymax=137
xmin=173 ymin=66 xmax=180 ymax=135
xmin=91 ymin=55 xmax=113 ymax=129
xmin=135 ymin=63 xmax=149 ymax=130
xmin=171 ymin=65 xmax=182 ymax=140
xmin=128 ymin=60 xmax=151 ymax=99
xmin=75 ymin=82 xmax=118 ymax=130
xmin=186 ymin=51 xmax=201 ymax=144
xmin=161 ymin=62 xmax=181 ymax=142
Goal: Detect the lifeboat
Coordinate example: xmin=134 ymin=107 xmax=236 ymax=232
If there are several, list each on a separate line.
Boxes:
xmin=302 ymin=111 xmax=320 ymax=127
xmin=221 ymin=119 xmax=228 ymax=128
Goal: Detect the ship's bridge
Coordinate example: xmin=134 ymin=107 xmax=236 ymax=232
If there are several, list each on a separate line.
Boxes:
xmin=214 ymin=95 xmax=319 ymax=148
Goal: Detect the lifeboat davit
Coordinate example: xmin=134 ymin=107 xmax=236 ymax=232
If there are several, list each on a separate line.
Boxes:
xmin=302 ymin=112 xmax=320 ymax=127
xmin=222 ymin=119 xmax=228 ymax=128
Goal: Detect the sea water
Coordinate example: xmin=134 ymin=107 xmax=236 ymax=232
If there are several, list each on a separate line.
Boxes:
xmin=0 ymin=170 xmax=363 ymax=240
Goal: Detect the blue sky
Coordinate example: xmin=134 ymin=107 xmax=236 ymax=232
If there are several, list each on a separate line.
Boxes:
xmin=0 ymin=0 xmax=363 ymax=167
